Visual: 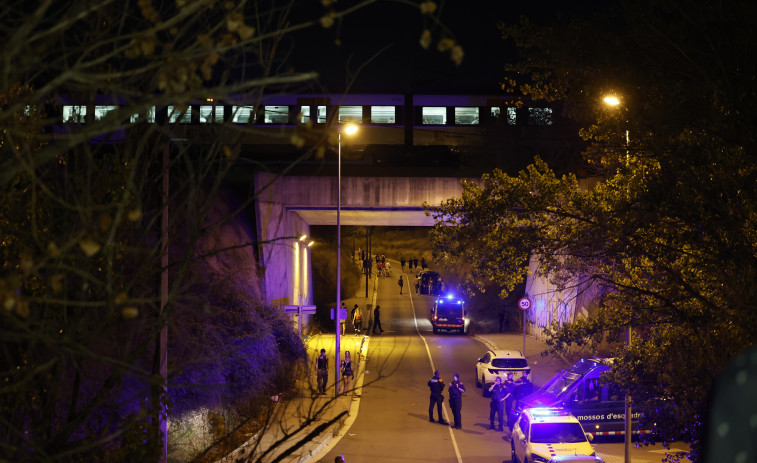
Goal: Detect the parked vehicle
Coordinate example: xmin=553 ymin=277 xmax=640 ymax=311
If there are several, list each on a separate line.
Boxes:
xmin=475 ymin=349 xmax=529 ymax=396
xmin=418 ymin=270 xmax=442 ymax=295
xmin=511 ymin=407 xmax=597 ymax=463
xmin=430 ymin=295 xmax=468 ymax=334
xmin=515 ymin=358 xmax=645 ymax=436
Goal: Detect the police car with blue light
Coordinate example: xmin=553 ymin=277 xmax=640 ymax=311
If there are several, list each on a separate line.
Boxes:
xmin=511 ymin=407 xmax=597 ymax=463
xmin=430 ymin=294 xmax=469 ymax=334
xmin=514 ymin=358 xmax=646 ymax=436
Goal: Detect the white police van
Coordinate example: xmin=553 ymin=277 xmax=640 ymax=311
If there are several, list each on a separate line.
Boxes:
xmin=515 ymin=358 xmax=645 ymax=436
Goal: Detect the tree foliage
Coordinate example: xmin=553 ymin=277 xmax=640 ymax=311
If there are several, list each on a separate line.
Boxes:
xmin=427 ymin=0 xmax=757 ymax=460
xmin=1 ymin=0 xmax=458 ymax=460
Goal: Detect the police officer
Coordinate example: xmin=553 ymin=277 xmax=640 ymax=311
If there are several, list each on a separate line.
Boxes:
xmin=514 ymin=370 xmax=533 ymax=405
xmin=428 ymin=370 xmax=447 ymax=424
xmin=504 ymin=372 xmax=516 ymax=430
xmin=489 ymin=376 xmax=506 ymax=431
xmin=448 ymin=373 xmax=465 ymax=429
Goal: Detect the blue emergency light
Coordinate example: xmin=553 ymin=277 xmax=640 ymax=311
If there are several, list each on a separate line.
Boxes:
xmin=528 ymin=407 xmax=570 ymax=417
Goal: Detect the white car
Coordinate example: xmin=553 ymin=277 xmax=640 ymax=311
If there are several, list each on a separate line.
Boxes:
xmin=511 ymin=407 xmax=597 ymax=463
xmin=475 ymin=349 xmax=530 ymax=396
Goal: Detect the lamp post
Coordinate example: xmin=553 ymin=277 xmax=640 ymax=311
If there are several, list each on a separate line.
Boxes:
xmin=335 ymin=123 xmax=358 ymax=398
xmin=604 ymin=94 xmax=632 ymax=463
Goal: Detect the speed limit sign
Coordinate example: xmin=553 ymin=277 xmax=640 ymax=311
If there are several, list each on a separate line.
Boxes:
xmin=518 ymin=297 xmax=532 ymax=311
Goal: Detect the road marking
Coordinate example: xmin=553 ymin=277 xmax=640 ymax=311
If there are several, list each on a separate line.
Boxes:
xmin=409 ymin=288 xmax=464 ymax=463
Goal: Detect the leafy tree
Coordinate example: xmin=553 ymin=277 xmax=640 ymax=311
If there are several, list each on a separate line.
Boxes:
xmin=0 ymin=0 xmax=460 ymax=460
xmin=427 ymin=0 xmax=756 ymax=460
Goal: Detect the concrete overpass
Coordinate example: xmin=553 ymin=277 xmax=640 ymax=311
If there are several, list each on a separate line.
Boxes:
xmin=253 ymin=172 xmax=469 ymax=308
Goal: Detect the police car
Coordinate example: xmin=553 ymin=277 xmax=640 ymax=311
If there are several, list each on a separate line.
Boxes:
xmin=511 ymin=407 xmax=596 ymax=463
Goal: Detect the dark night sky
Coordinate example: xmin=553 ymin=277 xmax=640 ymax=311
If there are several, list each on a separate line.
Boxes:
xmin=282 ymin=0 xmax=591 ymax=94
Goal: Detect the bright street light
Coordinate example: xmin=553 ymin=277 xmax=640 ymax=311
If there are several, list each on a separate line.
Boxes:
xmin=603 ymin=95 xmax=621 ymax=106
xmin=335 ymin=123 xmax=358 ymax=398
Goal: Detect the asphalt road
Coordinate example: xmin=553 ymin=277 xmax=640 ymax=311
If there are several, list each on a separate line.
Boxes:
xmin=319 ymin=272 xmax=691 ymax=463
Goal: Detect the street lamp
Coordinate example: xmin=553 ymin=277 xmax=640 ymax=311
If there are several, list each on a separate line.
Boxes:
xmin=603 ymin=94 xmax=632 ymax=463
xmin=335 ymin=123 xmax=358 ymax=398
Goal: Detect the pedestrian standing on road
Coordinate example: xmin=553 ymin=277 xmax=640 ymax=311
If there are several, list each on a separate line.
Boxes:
xmin=340 ymin=302 xmax=347 ymax=336
xmin=316 ymin=349 xmax=329 ymax=395
xmin=504 ymin=372 xmax=516 ymax=430
xmin=398 ymin=275 xmax=404 ymax=294
xmin=414 ymin=257 xmax=419 ymax=269
xmin=351 ymin=304 xmax=362 ymax=336
xmin=498 ymin=309 xmax=506 ymax=333
xmin=428 ymin=370 xmax=448 ymax=424
xmin=401 ymin=257 xmax=406 ymax=271
xmin=421 ymin=257 xmax=427 ymax=269
xmin=415 ymin=275 xmax=421 ymax=294
xmin=372 ymin=305 xmax=384 ymax=334
xmin=514 ymin=370 xmax=533 ymax=406
xmin=489 ymin=376 xmax=506 ymax=431
xmin=340 ymin=351 xmax=353 ymax=394
xmin=448 ymin=373 xmax=465 ymax=429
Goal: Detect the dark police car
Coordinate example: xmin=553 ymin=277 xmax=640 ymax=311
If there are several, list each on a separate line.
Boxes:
xmin=514 ymin=358 xmax=645 ymax=436
xmin=430 ymin=295 xmax=468 ymax=334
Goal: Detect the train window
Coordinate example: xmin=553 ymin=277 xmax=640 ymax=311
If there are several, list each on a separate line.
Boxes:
xmin=507 ymin=107 xmax=517 ymax=126
xmin=371 ymin=106 xmax=396 ymax=124
xmin=454 ymin=107 xmax=479 ymax=125
xmin=317 ymin=106 xmax=327 ymax=123
xmin=264 ymin=106 xmax=289 ymax=124
xmin=300 ymin=105 xmax=311 ymax=123
xmin=94 ymin=106 xmax=117 ymax=121
xmin=490 ymin=107 xmax=501 ymax=118
xmin=232 ymin=106 xmax=254 ymax=123
xmin=338 ymin=106 xmax=362 ymax=123
xmin=130 ymin=106 xmax=156 ymax=123
xmin=200 ymin=105 xmax=224 ymax=123
xmin=528 ymin=107 xmax=553 ymax=126
xmin=422 ymin=107 xmax=446 ymax=125
xmin=63 ymin=105 xmax=86 ymax=123
xmin=168 ymin=105 xmax=191 ymax=123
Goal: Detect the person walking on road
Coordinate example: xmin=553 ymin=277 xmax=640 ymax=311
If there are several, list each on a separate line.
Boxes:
xmin=489 ymin=376 xmax=506 ymax=431
xmin=401 ymin=257 xmax=406 ymax=271
xmin=428 ymin=370 xmax=448 ymax=424
xmin=351 ymin=304 xmax=362 ymax=336
xmin=398 ymin=275 xmax=404 ymax=294
xmin=316 ymin=349 xmax=329 ymax=395
xmin=340 ymin=351 xmax=354 ymax=394
xmin=448 ymin=373 xmax=465 ymax=429
xmin=372 ymin=305 xmax=384 ymax=334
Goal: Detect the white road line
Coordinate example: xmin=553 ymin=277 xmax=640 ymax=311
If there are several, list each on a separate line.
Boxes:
xmin=408 ymin=285 xmax=464 ymax=463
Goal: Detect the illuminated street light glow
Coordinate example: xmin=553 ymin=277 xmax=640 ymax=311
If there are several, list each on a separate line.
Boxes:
xmin=603 ymin=95 xmax=620 ymax=106
xmin=343 ymin=123 xmax=358 ymax=135
xmin=299 ymin=234 xmax=308 ymax=241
